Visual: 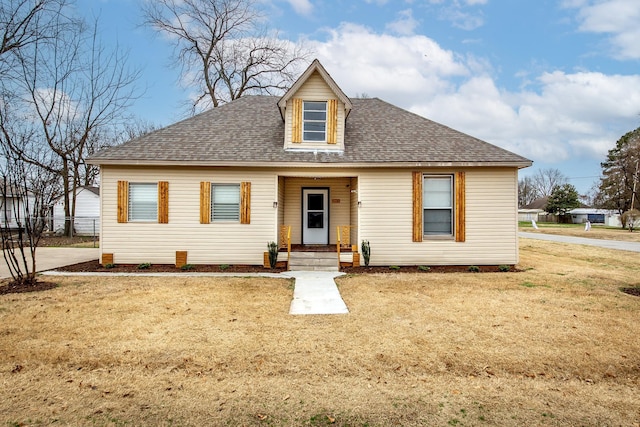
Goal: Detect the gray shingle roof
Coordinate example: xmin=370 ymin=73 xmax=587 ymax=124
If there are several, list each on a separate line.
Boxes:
xmin=90 ymin=95 xmax=531 ymax=167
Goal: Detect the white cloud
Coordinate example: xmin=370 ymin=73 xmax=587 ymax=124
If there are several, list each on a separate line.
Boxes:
xmin=310 ymin=24 xmax=640 ymax=169
xmin=286 ymin=0 xmax=313 ymax=16
xmin=311 ymin=23 xmax=470 ymax=105
xmin=421 ymin=0 xmax=487 ymax=30
xmin=441 ymin=8 xmax=484 ymax=30
xmin=385 ymin=9 xmax=419 ymax=36
xmin=566 ymin=0 xmax=640 ymax=59
xmin=422 ymin=70 xmax=640 ymax=162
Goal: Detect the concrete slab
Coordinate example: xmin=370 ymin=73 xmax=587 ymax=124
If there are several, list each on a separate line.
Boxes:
xmin=284 ymin=271 xmax=349 ymax=315
xmin=1 ymin=247 xmax=99 ymax=279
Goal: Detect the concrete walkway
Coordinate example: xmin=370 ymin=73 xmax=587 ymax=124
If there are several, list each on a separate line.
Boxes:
xmin=283 ymin=271 xmax=349 ymax=315
xmin=1 ymin=247 xmax=99 ymax=279
xmin=519 ymin=232 xmax=640 ymax=253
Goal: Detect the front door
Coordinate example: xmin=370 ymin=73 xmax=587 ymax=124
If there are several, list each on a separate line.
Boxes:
xmin=302 ymin=188 xmax=329 ymax=245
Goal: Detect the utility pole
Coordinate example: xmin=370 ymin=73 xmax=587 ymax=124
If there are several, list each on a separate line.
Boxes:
xmin=631 ymin=159 xmax=639 ymax=210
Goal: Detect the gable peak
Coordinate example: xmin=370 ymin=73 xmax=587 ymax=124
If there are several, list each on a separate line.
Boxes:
xmin=278 ymin=59 xmax=352 ymax=118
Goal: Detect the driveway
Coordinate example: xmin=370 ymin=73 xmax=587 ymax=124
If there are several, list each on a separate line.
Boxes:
xmin=519 ymin=232 xmax=640 ymax=253
xmin=0 ymin=247 xmax=99 ymax=279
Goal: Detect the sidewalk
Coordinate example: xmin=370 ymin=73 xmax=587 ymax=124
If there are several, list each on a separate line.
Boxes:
xmin=519 ymin=232 xmax=640 ymax=253
xmin=283 ymin=271 xmax=349 ymax=315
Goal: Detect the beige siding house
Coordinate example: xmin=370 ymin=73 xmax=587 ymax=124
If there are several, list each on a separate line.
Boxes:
xmin=90 ymin=60 xmax=531 ymax=268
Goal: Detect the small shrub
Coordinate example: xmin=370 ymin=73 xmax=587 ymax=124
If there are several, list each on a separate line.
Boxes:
xmin=104 ymin=263 xmax=115 ymax=269
xmin=180 ymin=264 xmax=194 ymax=271
xmin=468 ymin=265 xmax=480 ymax=273
xmin=137 ymin=262 xmax=151 ymax=270
xmin=267 ymin=241 xmax=278 ymax=269
xmin=219 ymin=264 xmax=230 ymax=271
xmin=418 ymin=265 xmax=430 ymax=271
xmin=389 ymin=265 xmax=401 ymax=271
xmin=498 ymin=265 xmax=511 ymax=272
xmin=361 ymin=240 xmax=371 ymax=266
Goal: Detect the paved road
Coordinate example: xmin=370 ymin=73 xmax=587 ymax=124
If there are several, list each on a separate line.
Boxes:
xmin=0 ymin=247 xmax=99 ymax=279
xmin=519 ymin=232 xmax=640 ymax=253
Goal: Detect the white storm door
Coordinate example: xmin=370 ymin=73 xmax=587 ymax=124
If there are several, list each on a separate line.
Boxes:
xmin=302 ymin=189 xmax=329 ymax=244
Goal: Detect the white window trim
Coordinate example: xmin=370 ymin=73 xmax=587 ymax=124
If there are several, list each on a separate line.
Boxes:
xmin=302 ymin=101 xmax=327 ymax=143
xmin=423 ymin=174 xmax=454 ymax=237
xmin=211 ymin=183 xmax=240 ymax=222
xmin=128 ymin=182 xmax=157 ymax=222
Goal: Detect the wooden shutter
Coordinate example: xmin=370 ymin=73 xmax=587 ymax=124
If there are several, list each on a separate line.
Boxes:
xmin=200 ymin=182 xmax=211 ymax=224
xmin=327 ymin=99 xmax=338 ymax=144
xmin=117 ymin=181 xmax=128 ymax=223
xmin=412 ymin=171 xmax=423 ymax=242
xmin=292 ymin=98 xmax=303 ymax=143
xmin=240 ymin=181 xmax=251 ymax=224
xmin=158 ymin=181 xmax=169 ymax=224
xmin=455 ymin=171 xmax=466 ymax=242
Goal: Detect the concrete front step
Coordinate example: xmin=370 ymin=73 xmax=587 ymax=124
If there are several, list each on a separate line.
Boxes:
xmin=288 ymin=252 xmax=339 ymax=271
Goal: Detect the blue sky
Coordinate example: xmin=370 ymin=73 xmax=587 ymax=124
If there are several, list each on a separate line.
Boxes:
xmin=80 ymin=0 xmax=640 ymax=195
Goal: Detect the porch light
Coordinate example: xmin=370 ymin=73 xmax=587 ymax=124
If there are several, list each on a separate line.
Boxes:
xmin=358 ymin=201 xmax=362 ymax=207
xmin=273 ymin=201 xmax=278 ymax=208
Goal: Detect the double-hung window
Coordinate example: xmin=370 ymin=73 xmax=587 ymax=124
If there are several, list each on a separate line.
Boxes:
xmin=423 ymin=175 xmax=453 ymax=236
xmin=211 ymin=184 xmax=240 ymax=222
xmin=128 ymin=183 xmax=157 ymax=222
xmin=303 ymin=101 xmax=327 ymax=142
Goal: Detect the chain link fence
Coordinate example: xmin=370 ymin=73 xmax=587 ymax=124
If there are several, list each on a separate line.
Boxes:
xmin=1 ymin=216 xmax=100 ymax=247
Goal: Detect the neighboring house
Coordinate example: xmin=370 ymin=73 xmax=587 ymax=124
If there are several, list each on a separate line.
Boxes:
xmin=52 ymin=186 xmax=100 ymax=236
xmin=0 ymin=180 xmax=38 ymax=230
xmin=0 ymin=193 xmax=27 ymax=230
xmin=89 ymin=59 xmax=532 ymax=267
xmin=568 ymin=208 xmax=621 ymax=227
xmin=520 ymin=196 xmax=620 ymax=226
xmin=518 ymin=197 xmax=548 ymax=222
xmin=518 ymin=208 xmax=544 ymax=222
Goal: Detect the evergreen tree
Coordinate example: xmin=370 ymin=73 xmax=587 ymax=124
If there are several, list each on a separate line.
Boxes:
xmin=546 ymin=184 xmax=581 ymax=217
xmin=596 ymin=127 xmax=640 ymax=213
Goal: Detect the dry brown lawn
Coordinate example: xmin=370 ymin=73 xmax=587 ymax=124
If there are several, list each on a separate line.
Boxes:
xmin=1 ymin=239 xmax=639 ymax=426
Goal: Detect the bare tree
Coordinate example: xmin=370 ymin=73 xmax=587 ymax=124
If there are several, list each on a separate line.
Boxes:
xmin=1 ymin=158 xmax=56 ymax=288
xmin=120 ymin=118 xmax=158 ymax=143
xmin=142 ymin=0 xmax=310 ymax=113
xmin=0 ymin=0 xmax=72 ymax=77
xmin=1 ymin=13 xmax=140 ymax=236
xmin=532 ymin=168 xmax=568 ymax=198
xmin=518 ymin=176 xmax=539 ymax=207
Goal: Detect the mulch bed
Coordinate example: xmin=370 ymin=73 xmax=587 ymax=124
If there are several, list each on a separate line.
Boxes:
xmin=56 ymin=260 xmax=286 ymax=274
xmin=56 ymin=260 xmax=517 ymax=275
xmin=621 ymin=287 xmax=640 ymax=297
xmin=0 ymin=280 xmax=58 ymax=295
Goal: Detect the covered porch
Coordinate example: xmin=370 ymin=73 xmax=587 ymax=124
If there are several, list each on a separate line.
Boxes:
xmin=269 ymin=175 xmax=360 ymax=270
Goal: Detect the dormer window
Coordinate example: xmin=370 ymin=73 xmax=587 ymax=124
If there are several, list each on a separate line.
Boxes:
xmin=303 ymin=101 xmax=327 ymax=142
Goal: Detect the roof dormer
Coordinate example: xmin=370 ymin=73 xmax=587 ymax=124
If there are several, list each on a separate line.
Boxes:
xmin=278 ymin=60 xmax=352 ymax=152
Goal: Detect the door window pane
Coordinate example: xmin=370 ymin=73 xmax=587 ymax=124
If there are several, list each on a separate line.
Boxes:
xmin=308 ymin=212 xmax=324 ymax=228
xmin=307 ymin=193 xmax=324 ymax=211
